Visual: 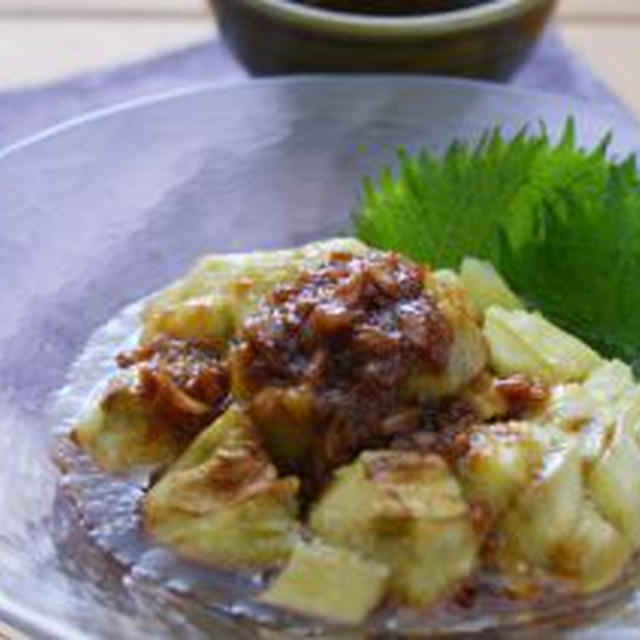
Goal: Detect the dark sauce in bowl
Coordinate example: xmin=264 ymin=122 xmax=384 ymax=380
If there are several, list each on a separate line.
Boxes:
xmin=293 ymin=0 xmax=494 ymax=16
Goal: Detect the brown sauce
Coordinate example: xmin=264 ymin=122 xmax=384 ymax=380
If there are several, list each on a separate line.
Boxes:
xmin=232 ymin=251 xmax=458 ymax=496
xmin=112 ymin=336 xmax=229 ymax=436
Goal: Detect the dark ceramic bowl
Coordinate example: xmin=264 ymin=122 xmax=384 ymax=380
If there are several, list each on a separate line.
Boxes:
xmin=211 ymin=0 xmax=557 ymax=79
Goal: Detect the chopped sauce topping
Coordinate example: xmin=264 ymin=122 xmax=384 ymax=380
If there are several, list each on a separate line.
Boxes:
xmin=390 ymin=397 xmax=477 ymax=464
xmin=232 ymin=251 xmax=455 ymax=496
xmin=113 ymin=337 xmax=229 ymax=435
xmin=494 ymin=375 xmax=549 ymax=418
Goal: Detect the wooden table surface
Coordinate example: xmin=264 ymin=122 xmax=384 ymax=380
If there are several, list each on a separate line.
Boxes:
xmin=3 ymin=0 xmax=640 ymax=117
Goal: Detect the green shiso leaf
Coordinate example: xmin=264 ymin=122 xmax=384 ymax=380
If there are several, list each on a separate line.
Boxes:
xmin=354 ymin=119 xmax=640 ymax=372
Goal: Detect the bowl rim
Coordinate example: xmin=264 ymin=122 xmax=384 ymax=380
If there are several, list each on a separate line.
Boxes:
xmin=228 ymin=0 xmax=555 ymax=37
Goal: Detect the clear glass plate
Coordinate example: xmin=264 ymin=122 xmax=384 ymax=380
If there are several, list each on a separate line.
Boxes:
xmin=2 ymin=76 xmax=640 ymax=638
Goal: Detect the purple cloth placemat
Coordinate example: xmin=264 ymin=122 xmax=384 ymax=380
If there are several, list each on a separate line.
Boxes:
xmin=0 ymin=29 xmax=633 ymax=150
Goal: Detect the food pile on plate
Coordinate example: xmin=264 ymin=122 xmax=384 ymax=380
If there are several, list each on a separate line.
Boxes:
xmin=70 ymin=238 xmax=640 ymax=625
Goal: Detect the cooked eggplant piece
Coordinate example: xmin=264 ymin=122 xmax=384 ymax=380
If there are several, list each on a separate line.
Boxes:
xmin=404 ymin=269 xmax=488 ymax=399
xmin=141 ymin=294 xmax=236 ymax=344
xmin=458 ymin=421 xmax=546 ymax=518
xmin=310 ymin=451 xmax=479 ymax=607
xmin=243 ymin=384 xmax=316 ymax=473
xmin=72 ymin=337 xmax=229 ymax=472
xmin=461 ymin=418 xmax=589 ymax=578
xmin=586 ymin=425 xmax=640 ymax=548
xmin=143 ymin=406 xmax=300 ymax=567
xmin=584 ymin=360 xmax=636 ymax=403
xmin=259 ymin=541 xmax=389 ymax=625
xmin=553 ymin=499 xmax=630 ymax=592
xmin=459 ymin=257 xmax=523 ymax=315
xmin=72 ymin=369 xmax=181 ymax=471
xmin=141 ymin=238 xmax=369 ymax=344
xmin=544 ymin=363 xmax=640 ymax=548
xmin=484 ymin=307 xmax=601 ymax=384
xmin=496 ymin=428 xmax=584 ymax=570
xmin=461 ymin=361 xmax=640 ymax=592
